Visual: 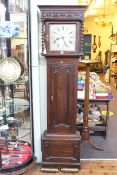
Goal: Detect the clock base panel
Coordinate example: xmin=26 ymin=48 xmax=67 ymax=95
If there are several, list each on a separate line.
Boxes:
xmin=41 ymin=131 xmax=81 ymax=169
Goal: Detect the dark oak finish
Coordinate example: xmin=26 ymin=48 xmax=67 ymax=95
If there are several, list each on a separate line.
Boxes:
xmin=45 ymin=21 xmax=82 ymax=55
xmin=47 ymin=58 xmax=78 ymax=133
xmin=42 ymin=131 xmax=81 ymax=168
xmin=38 ymin=5 xmax=87 ymax=169
xmin=39 ymin=5 xmax=87 ymax=56
xmin=38 ymin=5 xmax=87 ymax=21
xmin=43 ymin=57 xmax=81 ymax=168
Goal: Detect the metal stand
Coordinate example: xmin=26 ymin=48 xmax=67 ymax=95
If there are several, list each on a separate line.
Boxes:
xmin=80 ymin=60 xmax=103 ymax=151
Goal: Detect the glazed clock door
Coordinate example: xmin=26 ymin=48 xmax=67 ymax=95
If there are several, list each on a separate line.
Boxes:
xmin=47 ymin=58 xmax=78 ymax=133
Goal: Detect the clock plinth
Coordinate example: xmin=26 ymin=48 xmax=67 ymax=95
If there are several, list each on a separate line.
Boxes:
xmin=38 ymin=6 xmax=87 ymax=169
xmin=42 ymin=131 xmax=81 ymax=168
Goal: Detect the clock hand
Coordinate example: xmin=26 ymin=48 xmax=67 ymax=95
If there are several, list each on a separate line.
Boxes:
xmin=53 ymin=37 xmax=61 ymax=43
xmin=54 ymin=36 xmax=68 ymax=47
xmin=61 ymin=37 xmax=68 ymax=47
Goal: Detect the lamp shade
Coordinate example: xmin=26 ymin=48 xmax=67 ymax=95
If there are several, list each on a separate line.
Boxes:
xmin=94 ymin=0 xmax=112 ymax=27
xmin=94 ymin=15 xmax=112 ymax=27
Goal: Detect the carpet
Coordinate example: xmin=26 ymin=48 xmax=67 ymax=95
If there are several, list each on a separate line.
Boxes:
xmin=80 ymin=75 xmax=117 ymax=159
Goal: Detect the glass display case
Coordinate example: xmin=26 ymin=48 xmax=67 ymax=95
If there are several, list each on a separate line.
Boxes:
xmin=0 ymin=0 xmax=34 ymax=173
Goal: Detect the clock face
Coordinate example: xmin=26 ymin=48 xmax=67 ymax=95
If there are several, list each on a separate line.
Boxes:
xmin=49 ymin=24 xmax=76 ymax=52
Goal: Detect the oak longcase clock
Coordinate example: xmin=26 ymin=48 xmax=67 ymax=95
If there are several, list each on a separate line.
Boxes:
xmin=38 ymin=5 xmax=87 ymax=169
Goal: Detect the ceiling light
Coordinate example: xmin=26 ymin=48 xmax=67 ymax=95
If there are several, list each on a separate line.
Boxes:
xmin=94 ymin=0 xmax=112 ymax=27
xmin=94 ymin=15 xmax=112 ymax=27
xmin=109 ymin=26 xmax=116 ymax=41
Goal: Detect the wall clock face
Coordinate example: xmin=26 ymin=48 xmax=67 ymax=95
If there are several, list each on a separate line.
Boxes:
xmin=49 ymin=24 xmax=76 ymax=52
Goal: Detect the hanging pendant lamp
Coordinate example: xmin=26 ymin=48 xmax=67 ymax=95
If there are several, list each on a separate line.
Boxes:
xmin=94 ymin=0 xmax=112 ymax=27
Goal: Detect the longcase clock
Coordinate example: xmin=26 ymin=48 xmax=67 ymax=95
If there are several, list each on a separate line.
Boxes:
xmin=38 ymin=5 xmax=87 ymax=169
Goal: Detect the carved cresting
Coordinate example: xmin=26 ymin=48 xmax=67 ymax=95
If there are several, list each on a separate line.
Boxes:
xmin=40 ymin=7 xmax=85 ymax=21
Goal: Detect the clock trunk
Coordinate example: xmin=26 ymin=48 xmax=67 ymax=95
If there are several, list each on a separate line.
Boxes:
xmin=47 ymin=58 xmax=77 ymax=133
xmin=42 ymin=57 xmax=81 ymax=168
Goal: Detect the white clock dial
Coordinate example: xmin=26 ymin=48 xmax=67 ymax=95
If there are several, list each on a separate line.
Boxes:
xmin=50 ymin=24 xmax=76 ymax=51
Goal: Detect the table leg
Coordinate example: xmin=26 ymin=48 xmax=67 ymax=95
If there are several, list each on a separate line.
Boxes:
xmin=104 ymin=101 xmax=109 ymax=138
xmin=81 ymin=63 xmax=103 ymax=151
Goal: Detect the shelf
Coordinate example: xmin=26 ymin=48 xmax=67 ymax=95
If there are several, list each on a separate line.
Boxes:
xmin=11 ymin=37 xmax=28 ymax=40
xmin=77 ymin=98 xmax=109 ymax=138
xmin=0 ymin=98 xmax=29 ymax=117
xmin=0 ymin=37 xmax=27 ymax=40
xmin=76 ymin=119 xmax=106 ymax=137
xmin=0 ymin=76 xmax=28 ymax=85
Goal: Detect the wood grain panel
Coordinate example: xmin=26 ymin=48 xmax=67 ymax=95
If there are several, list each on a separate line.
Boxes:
xmin=47 ymin=58 xmax=78 ymax=133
